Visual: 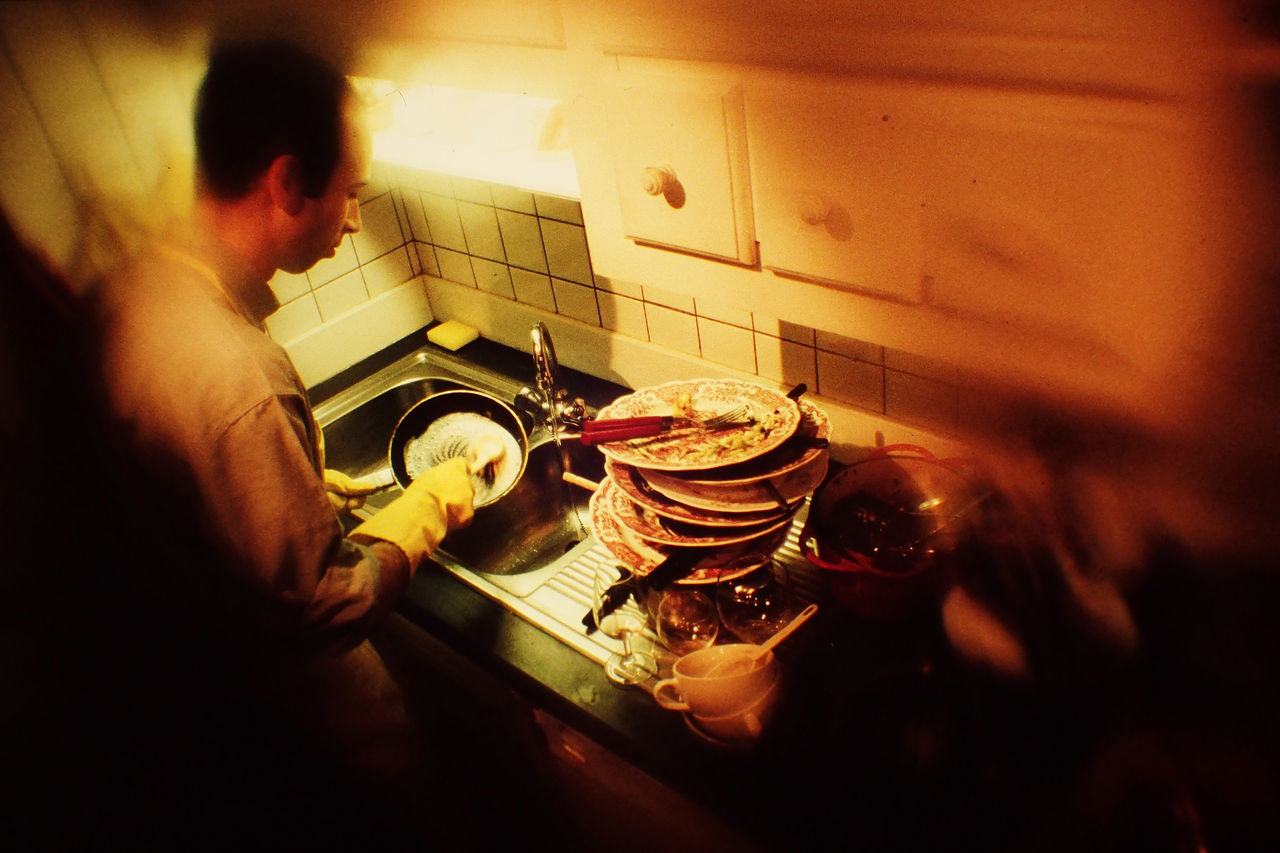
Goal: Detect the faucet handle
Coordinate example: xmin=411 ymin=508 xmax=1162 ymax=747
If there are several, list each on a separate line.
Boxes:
xmin=513 ymin=385 xmax=547 ymax=425
xmin=558 ymin=396 xmax=587 ymax=430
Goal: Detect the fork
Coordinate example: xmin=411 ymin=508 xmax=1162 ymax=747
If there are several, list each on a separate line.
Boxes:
xmin=578 ymin=404 xmax=752 ymax=445
xmin=695 ymin=405 xmax=749 ymax=429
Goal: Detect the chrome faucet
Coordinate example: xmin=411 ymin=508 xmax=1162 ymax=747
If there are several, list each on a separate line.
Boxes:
xmin=516 ymin=321 xmax=586 ymax=433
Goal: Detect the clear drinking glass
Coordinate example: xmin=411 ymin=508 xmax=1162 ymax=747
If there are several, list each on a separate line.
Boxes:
xmin=592 ymin=564 xmax=658 ymax=684
xmin=715 ymin=560 xmax=797 ymax=644
xmin=655 ymin=588 xmax=720 ymax=656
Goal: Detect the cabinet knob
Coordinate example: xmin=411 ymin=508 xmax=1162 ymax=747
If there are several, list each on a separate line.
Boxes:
xmin=798 ymin=193 xmax=831 ymax=226
xmin=641 ymin=166 xmax=677 ymax=197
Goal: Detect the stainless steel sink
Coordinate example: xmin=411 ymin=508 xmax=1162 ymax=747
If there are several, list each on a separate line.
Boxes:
xmin=314 ymin=349 xmax=605 ymax=595
xmin=313 ymin=345 xmax=633 ymax=669
xmin=312 ymin=343 xmax=821 ymax=674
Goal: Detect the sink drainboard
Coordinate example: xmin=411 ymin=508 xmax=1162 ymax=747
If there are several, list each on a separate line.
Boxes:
xmin=429 ymin=504 xmax=822 ymax=673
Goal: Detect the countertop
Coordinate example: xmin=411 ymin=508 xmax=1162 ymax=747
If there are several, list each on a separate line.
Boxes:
xmin=313 ymin=331 xmax=1280 ymax=853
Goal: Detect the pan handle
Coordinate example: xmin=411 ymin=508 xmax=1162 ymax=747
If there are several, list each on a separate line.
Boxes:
xmin=562 ymin=471 xmax=600 ymax=491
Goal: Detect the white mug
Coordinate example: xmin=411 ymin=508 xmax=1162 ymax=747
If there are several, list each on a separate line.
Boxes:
xmin=652 ymin=644 xmax=778 ymax=718
xmin=692 ymin=679 xmax=783 ymax=743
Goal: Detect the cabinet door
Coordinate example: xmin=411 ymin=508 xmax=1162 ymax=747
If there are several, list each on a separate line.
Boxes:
xmin=604 ymin=76 xmax=756 ymax=265
xmin=747 ymin=80 xmax=926 ymax=302
xmin=917 ymin=88 xmax=1208 ymax=368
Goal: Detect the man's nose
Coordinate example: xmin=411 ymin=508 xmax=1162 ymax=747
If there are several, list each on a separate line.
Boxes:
xmin=344 ymin=198 xmax=362 ymax=234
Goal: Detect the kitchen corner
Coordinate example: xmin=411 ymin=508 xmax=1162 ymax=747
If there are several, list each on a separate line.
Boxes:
xmin=298 ymin=327 xmax=1139 ymax=852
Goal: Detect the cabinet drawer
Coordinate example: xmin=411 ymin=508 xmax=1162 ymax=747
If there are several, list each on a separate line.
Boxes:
xmin=605 ymin=77 xmax=756 ymax=265
xmin=747 ymin=81 xmax=926 ymax=301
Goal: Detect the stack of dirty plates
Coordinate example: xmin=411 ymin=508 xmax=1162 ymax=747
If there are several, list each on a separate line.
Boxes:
xmin=587 ymin=378 xmax=830 ymax=586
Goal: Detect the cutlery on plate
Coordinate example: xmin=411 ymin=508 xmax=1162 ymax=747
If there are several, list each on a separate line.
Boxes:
xmin=574 ymin=406 xmax=753 ymax=445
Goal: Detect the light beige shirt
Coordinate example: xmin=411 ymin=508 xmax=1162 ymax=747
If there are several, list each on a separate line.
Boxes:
xmin=92 ymin=234 xmax=408 ymax=651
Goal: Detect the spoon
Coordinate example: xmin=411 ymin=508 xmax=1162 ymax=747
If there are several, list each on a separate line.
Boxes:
xmin=707 ymin=603 xmax=819 ymax=675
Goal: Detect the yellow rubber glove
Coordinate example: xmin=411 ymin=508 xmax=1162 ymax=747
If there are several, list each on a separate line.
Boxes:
xmin=352 ymin=456 xmax=475 ymax=565
xmin=323 ymin=468 xmax=394 ymax=514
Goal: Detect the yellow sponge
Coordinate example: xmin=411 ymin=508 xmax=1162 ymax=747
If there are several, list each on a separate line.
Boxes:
xmin=427 ymin=319 xmax=479 ymax=351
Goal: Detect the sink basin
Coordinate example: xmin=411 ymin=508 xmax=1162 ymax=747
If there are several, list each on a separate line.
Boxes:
xmin=440 ymin=437 xmax=600 ymax=576
xmin=315 ymin=363 xmax=605 ymax=594
xmin=312 ymin=343 xmax=817 ymax=672
xmin=322 ymin=376 xmax=472 ymax=479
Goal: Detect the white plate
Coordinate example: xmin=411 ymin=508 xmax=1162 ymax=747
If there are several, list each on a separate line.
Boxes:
xmin=594 ymin=379 xmax=800 ymax=471
xmin=588 ymin=486 xmax=785 ymax=583
xmin=606 ymin=459 xmax=794 ymax=526
xmin=639 ymin=450 xmax=831 ymax=513
xmin=601 ymin=477 xmax=797 ymax=547
xmin=674 ymin=399 xmax=831 ymax=487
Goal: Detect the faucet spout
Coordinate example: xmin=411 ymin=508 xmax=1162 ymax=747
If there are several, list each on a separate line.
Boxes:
xmin=531 ymin=321 xmax=559 ymax=406
xmin=517 ymin=322 xmax=586 ymax=433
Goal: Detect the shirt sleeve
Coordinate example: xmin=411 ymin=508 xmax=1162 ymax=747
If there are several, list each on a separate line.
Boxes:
xmin=200 ymin=394 xmax=411 ymax=651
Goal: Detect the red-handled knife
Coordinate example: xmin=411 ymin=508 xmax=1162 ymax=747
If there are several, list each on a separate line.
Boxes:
xmin=576 ymin=415 xmax=684 ymax=445
xmin=577 ymin=424 xmax=671 ymax=445
xmin=582 ymin=415 xmax=675 ymax=432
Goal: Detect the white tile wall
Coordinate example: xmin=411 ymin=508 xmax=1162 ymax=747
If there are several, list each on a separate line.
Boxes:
xmin=496 ymin=209 xmax=548 ymax=272
xmin=458 ymin=200 xmax=506 ymax=263
xmin=362 ymin=248 xmax=415 ymax=297
xmin=645 ymin=303 xmax=700 ymax=356
xmin=510 ymin=267 xmax=556 ymax=311
xmin=552 ymin=279 xmax=600 ymax=325
xmin=352 ymin=193 xmax=406 ymax=263
xmin=755 ymin=333 xmax=817 ymax=390
xmin=698 ymin=317 xmax=755 ymax=371
xmin=391 ymin=162 xmax=977 ymax=436
xmin=540 ymin=218 xmax=593 ymax=286
xmin=314 ymin=269 xmax=370 ymax=320
xmin=473 ymin=257 xmax=516 ymax=299
xmin=598 ymin=290 xmax=648 ymax=339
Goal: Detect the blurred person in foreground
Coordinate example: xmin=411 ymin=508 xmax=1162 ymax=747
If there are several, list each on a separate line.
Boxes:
xmin=86 ymin=38 xmax=496 ymax=841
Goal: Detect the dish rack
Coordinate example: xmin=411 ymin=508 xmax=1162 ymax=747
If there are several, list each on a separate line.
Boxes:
xmin=432 ymin=502 xmax=823 ymax=687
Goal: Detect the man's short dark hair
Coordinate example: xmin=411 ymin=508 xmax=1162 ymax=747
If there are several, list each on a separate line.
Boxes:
xmin=195 ymin=39 xmax=352 ymax=200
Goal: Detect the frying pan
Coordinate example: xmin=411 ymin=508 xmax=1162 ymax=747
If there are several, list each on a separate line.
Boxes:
xmin=389 ymin=389 xmax=529 ymax=508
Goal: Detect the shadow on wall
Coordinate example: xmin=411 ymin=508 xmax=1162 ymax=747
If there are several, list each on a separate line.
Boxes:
xmin=0 ymin=0 xmax=203 ymax=292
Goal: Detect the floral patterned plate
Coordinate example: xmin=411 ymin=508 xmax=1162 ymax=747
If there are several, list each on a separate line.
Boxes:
xmin=594 ymin=379 xmax=800 ymax=471
xmin=588 ymin=485 xmax=787 ymax=583
xmin=600 ymin=476 xmax=797 ymax=547
xmin=605 ymin=459 xmax=796 ymax=526
xmin=672 ymin=399 xmax=831 ymax=487
xmin=638 ymin=450 xmax=830 ymax=513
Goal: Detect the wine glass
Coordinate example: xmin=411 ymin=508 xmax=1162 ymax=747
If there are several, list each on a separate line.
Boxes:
xmin=715 ymin=559 xmax=797 ymax=644
xmin=654 ymin=588 xmax=719 ymax=656
xmin=591 ymin=563 xmax=658 ymax=684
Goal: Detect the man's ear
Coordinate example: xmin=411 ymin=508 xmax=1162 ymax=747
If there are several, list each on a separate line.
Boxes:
xmin=264 ymin=154 xmax=305 ymax=216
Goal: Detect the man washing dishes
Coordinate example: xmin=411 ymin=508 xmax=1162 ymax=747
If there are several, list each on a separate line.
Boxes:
xmin=89 ymin=37 xmax=501 ymax=825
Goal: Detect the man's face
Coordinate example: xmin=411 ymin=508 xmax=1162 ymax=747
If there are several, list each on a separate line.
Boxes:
xmin=280 ymin=100 xmax=372 ymax=275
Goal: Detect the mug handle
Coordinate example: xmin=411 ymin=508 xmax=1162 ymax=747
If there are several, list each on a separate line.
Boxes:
xmin=653 ymin=678 xmax=691 ymax=711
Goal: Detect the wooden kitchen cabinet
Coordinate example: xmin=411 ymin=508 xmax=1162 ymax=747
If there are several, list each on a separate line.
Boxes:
xmin=911 ymin=85 xmax=1222 ymax=378
xmin=602 ymin=68 xmax=756 ymax=265
xmin=532 ymin=709 xmax=769 ymax=853
xmin=372 ymin=610 xmax=764 ymax=851
xmin=746 ymin=77 xmax=928 ymax=302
